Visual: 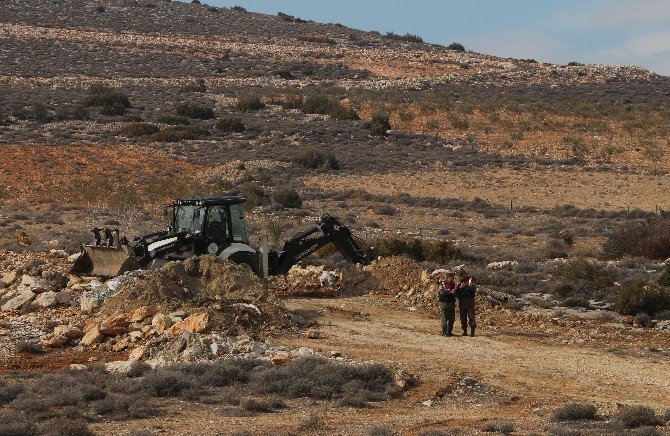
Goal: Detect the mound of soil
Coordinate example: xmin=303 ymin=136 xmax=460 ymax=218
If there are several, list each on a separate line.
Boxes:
xmin=101 ymin=255 xmax=292 ymax=335
xmin=340 ymin=256 xmax=433 ymax=297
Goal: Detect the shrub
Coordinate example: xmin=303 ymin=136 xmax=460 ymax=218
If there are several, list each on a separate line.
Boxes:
xmin=482 ymin=420 xmax=515 ymax=434
xmin=95 ymin=5 xmax=105 ymax=13
xmin=615 ymin=406 xmax=662 ymax=428
xmin=368 ymin=426 xmax=394 ymax=436
xmin=0 ymin=380 xmax=24 ymax=404
xmin=655 ymin=309 xmax=670 ymax=320
xmin=236 ymin=96 xmax=265 ymax=111
xmin=99 ymin=103 xmax=128 ymax=116
xmin=16 ymin=341 xmax=44 ymax=354
xmin=231 ymin=5 xmax=246 ymax=12
xmin=553 ymin=258 xmax=615 ymax=297
xmin=83 ymin=84 xmax=131 ymax=109
xmin=658 ymin=265 xmax=670 ymax=286
xmin=385 ymin=32 xmax=423 ymax=43
xmin=241 ymin=185 xmax=271 ymax=208
xmin=150 ymin=126 xmax=208 ymax=142
xmin=273 ymin=189 xmax=303 ymax=209
xmin=55 ymin=105 xmax=90 ymax=121
xmin=364 ymin=113 xmax=391 ymax=136
xmin=552 ymin=403 xmax=598 ymax=421
xmin=119 ymin=122 xmax=160 ymax=137
xmin=216 ymin=116 xmax=245 ymax=133
xmin=614 ymin=283 xmax=670 ymax=316
xmin=301 ymin=95 xmax=359 ymax=120
xmin=375 ymin=204 xmax=397 ymax=216
xmin=239 ymin=396 xmax=271 ymax=412
xmin=634 ymin=313 xmax=653 ymax=328
xmin=181 ymin=79 xmax=206 ymax=93
xmin=157 ymin=115 xmax=190 ymax=125
xmin=293 ymin=147 xmax=340 ymax=170
xmin=603 ymin=219 xmax=670 ymax=259
xmin=447 ymin=42 xmax=465 ymax=51
xmin=176 ymin=103 xmax=214 ymax=119
xmin=370 ymin=237 xmax=460 ymax=263
xmin=300 ymin=413 xmax=322 ymax=430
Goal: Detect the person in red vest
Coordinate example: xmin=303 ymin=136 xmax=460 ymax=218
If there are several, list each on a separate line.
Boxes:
xmin=456 ymin=269 xmax=477 ymax=337
xmin=438 ymin=272 xmax=457 ymax=336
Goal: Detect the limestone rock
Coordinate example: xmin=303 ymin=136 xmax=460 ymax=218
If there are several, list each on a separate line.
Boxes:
xmin=167 ymin=313 xmax=209 ymax=335
xmin=105 ymin=360 xmax=135 ymax=374
xmin=19 ymin=275 xmax=53 ymax=294
xmin=2 ymin=289 xmax=36 ymax=311
xmin=53 ymin=325 xmax=83 ymax=339
xmin=33 ymin=291 xmax=57 ymax=309
xmin=151 ymin=313 xmax=173 ymax=334
xmin=80 ymin=296 xmax=101 ymax=314
xmin=128 ymin=345 xmax=147 ymax=361
xmin=80 ymin=327 xmax=104 ymax=346
xmin=55 ymin=289 xmax=73 ymax=305
xmin=42 ymin=334 xmax=68 ymax=348
xmin=99 ymin=314 xmax=130 ymax=336
xmin=128 ymin=305 xmax=158 ymax=323
xmin=1 ymin=271 xmax=17 ymax=287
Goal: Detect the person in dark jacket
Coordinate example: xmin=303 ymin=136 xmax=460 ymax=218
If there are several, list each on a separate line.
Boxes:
xmin=456 ymin=269 xmax=477 ymax=336
xmin=438 ymin=272 xmax=457 ymax=336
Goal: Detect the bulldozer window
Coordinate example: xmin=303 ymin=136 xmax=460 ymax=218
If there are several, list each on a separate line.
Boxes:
xmin=175 ymin=205 xmax=203 ymax=234
xmin=206 ymin=206 xmax=229 ymax=243
xmin=230 ymin=204 xmax=249 ymax=243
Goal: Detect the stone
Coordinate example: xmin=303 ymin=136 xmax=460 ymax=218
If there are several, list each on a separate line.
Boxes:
xmin=99 ymin=314 xmax=130 ymax=336
xmin=105 ymin=361 xmax=135 ymax=374
xmin=319 ymin=271 xmax=339 ymax=287
xmin=167 ymin=313 xmax=209 ymax=335
xmin=82 ymin=319 xmax=99 ymax=334
xmin=151 ymin=313 xmax=173 ymax=334
xmin=305 ymin=329 xmax=321 ymax=339
xmin=19 ymin=275 xmax=53 ymax=294
xmin=55 ymin=290 xmax=73 ymax=305
xmin=486 ymin=260 xmax=519 ymax=270
xmin=1 ymin=271 xmax=17 ymax=287
xmin=2 ymin=289 xmax=36 ymax=311
xmin=42 ymin=334 xmax=68 ymax=348
xmin=32 ymin=291 xmax=57 ymax=309
xmin=112 ymin=336 xmax=132 ymax=352
xmin=129 ymin=331 xmax=143 ymax=340
xmin=297 ymin=347 xmax=314 ymax=356
xmin=80 ymin=327 xmax=104 ymax=346
xmin=128 ymin=346 xmax=147 ymax=361
xmin=53 ymin=325 xmax=83 ymax=339
xmin=271 ymin=355 xmax=290 ymax=366
xmin=80 ymin=296 xmax=101 ymax=314
xmin=182 ymin=342 xmax=203 ymax=360
xmin=128 ymin=305 xmax=158 ymax=323
xmin=69 ymin=364 xmax=87 ymax=370
xmin=251 ymin=343 xmax=267 ymax=354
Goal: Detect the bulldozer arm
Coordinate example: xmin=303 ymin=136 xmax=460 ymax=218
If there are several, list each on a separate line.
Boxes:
xmin=71 ymin=244 xmax=141 ymax=277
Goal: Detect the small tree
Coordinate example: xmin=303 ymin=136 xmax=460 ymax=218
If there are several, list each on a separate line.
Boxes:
xmin=216 ymin=117 xmax=245 ymax=133
xmin=273 ymin=189 xmax=302 ymax=209
xmin=176 ymin=103 xmax=214 ymax=120
xmin=365 ymin=113 xmax=391 ymax=136
xmin=236 ymin=96 xmax=265 ymax=111
xmin=293 ymin=147 xmax=340 ymax=170
xmin=447 ymin=42 xmax=465 ymax=51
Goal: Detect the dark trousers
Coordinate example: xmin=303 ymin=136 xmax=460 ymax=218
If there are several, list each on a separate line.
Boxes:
xmin=459 ymin=297 xmax=476 ymax=331
xmin=439 ymin=301 xmax=456 ymax=334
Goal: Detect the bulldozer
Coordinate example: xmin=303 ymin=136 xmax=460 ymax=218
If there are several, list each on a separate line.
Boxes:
xmin=72 ymin=196 xmax=370 ymax=277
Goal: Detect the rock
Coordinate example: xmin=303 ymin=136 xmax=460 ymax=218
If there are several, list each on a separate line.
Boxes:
xmin=151 ymin=313 xmax=173 ymax=334
xmin=19 ymin=275 xmax=53 ymax=294
xmin=32 ymin=291 xmax=56 ymax=309
xmin=2 ymin=289 xmax=36 ymax=311
xmin=128 ymin=345 xmax=147 ymax=361
xmin=167 ymin=313 xmax=209 ymax=335
xmin=112 ymin=336 xmax=132 ymax=352
xmin=53 ymin=325 xmax=83 ymax=339
xmin=486 ymin=260 xmax=519 ymax=270
xmin=129 ymin=331 xmax=143 ymax=340
xmin=55 ymin=289 xmax=73 ymax=305
xmin=42 ymin=334 xmax=68 ymax=348
xmin=305 ymin=329 xmax=321 ymax=339
xmin=80 ymin=327 xmax=104 ymax=346
xmin=128 ymin=323 xmax=143 ymax=332
xmin=128 ymin=305 xmax=158 ymax=323
xmin=271 ymin=355 xmax=290 ymax=366
xmin=68 ymin=252 xmax=83 ymax=262
xmin=70 ymin=364 xmax=87 ymax=370
xmin=99 ymin=314 xmax=130 ymax=336
xmin=319 ymin=271 xmax=339 ymax=287
xmin=82 ymin=319 xmax=99 ymax=334
xmin=423 ymin=399 xmax=434 ymax=407
xmin=330 ymin=350 xmax=341 ymax=357
xmin=297 ymin=347 xmax=314 ymax=356
xmin=251 ymin=343 xmax=267 ymax=354
xmin=182 ymin=342 xmax=203 ymax=360
xmin=105 ymin=361 xmax=135 ymax=374
xmin=1 ymin=271 xmax=17 ymax=287
xmin=80 ymin=296 xmax=101 ymax=314
xmin=42 ymin=270 xmax=67 ymax=290
xmin=0 ymin=328 xmax=7 ymax=336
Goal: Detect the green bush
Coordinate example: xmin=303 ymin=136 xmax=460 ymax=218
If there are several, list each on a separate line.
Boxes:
xmin=293 ymin=147 xmax=340 ymax=170
xmin=615 ymin=405 xmax=662 ymax=428
xmin=385 ymin=32 xmax=423 ymax=43
xmin=83 ymin=84 xmax=131 ymax=109
xmin=241 ymin=185 xmax=270 ymax=208
xmin=364 ymin=113 xmax=391 ymax=136
xmin=100 ymin=103 xmax=128 ymax=116
xmin=236 ymin=96 xmax=265 ymax=111
xmin=552 ymin=403 xmax=598 ymax=421
xmin=176 ymin=103 xmax=214 ymax=119
xmin=150 ymin=125 xmax=208 ymax=142
xmin=273 ymin=188 xmax=302 ymax=209
xmin=157 ymin=115 xmax=190 ymax=125
xmin=603 ymin=219 xmax=670 ymax=259
xmin=216 ymin=116 xmax=245 ymax=133
xmin=447 ymin=42 xmax=465 ymax=51
xmin=370 ymin=237 xmax=460 ymax=263
xmin=553 ymin=258 xmax=615 ymax=297
xmin=614 ymin=282 xmax=670 ymax=316
xmin=119 ymin=123 xmax=160 ymax=137
xmin=301 ymin=95 xmax=359 ymax=120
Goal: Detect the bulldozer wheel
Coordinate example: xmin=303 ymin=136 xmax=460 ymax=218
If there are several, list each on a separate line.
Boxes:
xmin=228 ymin=252 xmax=260 ymax=276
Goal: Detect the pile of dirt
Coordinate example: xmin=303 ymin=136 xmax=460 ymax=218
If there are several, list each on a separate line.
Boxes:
xmin=100 ymin=255 xmax=292 ymax=335
xmin=340 ymin=256 xmax=434 ymax=298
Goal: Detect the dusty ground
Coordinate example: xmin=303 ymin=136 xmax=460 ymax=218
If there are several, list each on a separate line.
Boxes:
xmin=73 ymin=295 xmax=670 ymax=435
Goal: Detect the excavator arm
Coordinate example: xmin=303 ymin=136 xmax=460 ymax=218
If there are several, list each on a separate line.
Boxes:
xmin=268 ymin=214 xmax=370 ymax=276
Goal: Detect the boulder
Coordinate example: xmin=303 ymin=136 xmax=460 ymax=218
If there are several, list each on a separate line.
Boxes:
xmin=80 ymin=296 xmax=101 ymax=314
xmin=128 ymin=305 xmax=158 ymax=323
xmin=151 ymin=313 xmax=173 ymax=334
xmin=42 ymin=334 xmax=68 ymax=348
xmin=167 ymin=313 xmax=210 ymax=335
xmin=128 ymin=345 xmax=147 ymax=361
xmin=80 ymin=327 xmax=104 ymax=346
xmin=271 ymin=355 xmax=290 ymax=366
xmin=1 ymin=271 xmax=17 ymax=287
xmin=32 ymin=291 xmax=57 ymax=309
xmin=55 ymin=289 xmax=73 ymax=305
xmin=53 ymin=325 xmax=83 ymax=339
xmin=99 ymin=314 xmax=130 ymax=336
xmin=1 ymin=289 xmax=36 ymax=311
xmin=112 ymin=336 xmax=132 ymax=352
xmin=41 ymin=270 xmax=67 ymax=290
xmin=19 ymin=275 xmax=53 ymax=294
xmin=105 ymin=360 xmax=135 ymax=374
xmin=82 ymin=319 xmax=99 ymax=334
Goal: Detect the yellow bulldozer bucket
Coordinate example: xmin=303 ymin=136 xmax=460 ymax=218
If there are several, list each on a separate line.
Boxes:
xmin=71 ymin=244 xmax=141 ymax=277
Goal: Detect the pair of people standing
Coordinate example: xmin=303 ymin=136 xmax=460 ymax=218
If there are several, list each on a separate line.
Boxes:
xmin=438 ymin=270 xmax=476 ymax=337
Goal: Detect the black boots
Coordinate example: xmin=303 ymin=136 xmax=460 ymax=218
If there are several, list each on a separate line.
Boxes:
xmin=470 ymin=327 xmax=475 ymax=337
xmin=462 ymin=330 xmax=467 ymax=336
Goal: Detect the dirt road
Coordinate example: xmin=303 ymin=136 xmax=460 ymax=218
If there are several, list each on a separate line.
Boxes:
xmin=277 ymin=296 xmax=670 ymax=433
